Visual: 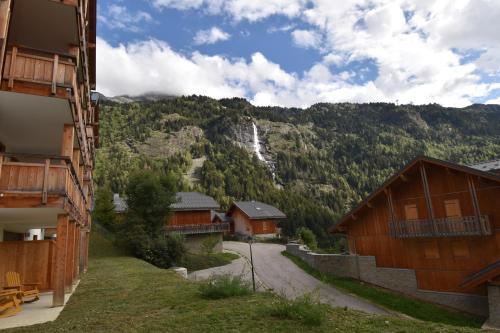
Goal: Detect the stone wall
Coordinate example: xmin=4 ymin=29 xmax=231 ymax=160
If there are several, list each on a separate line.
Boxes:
xmin=286 ymin=243 xmax=489 ymax=317
xmin=185 ymin=233 xmax=223 ymax=254
xmin=487 ymin=285 xmax=500 ymax=328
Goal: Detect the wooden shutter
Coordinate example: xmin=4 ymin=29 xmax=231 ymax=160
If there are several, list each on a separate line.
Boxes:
xmin=444 ymin=199 xmax=461 ymax=218
xmin=404 ymin=204 xmax=419 ymax=220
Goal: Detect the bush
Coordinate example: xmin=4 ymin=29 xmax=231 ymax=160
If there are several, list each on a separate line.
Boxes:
xmin=296 ymin=227 xmax=318 ymax=251
xmin=268 ymin=293 xmax=327 ymax=327
xmin=199 ymin=274 xmax=252 ymax=299
xmin=201 ymin=236 xmax=219 ymax=254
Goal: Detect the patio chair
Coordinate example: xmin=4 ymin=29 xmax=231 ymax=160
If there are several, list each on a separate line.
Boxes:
xmin=0 ymin=290 xmax=22 ymax=318
xmin=3 ymin=272 xmax=40 ymax=303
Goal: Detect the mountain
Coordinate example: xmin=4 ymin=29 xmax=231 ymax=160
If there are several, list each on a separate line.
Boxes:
xmin=94 ymin=95 xmax=500 ymax=247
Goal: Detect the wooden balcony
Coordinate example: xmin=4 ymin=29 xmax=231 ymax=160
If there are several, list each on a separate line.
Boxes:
xmin=165 ymin=223 xmax=230 ymax=235
xmin=0 ymin=153 xmax=88 ymax=225
xmin=1 ymin=45 xmax=95 ymax=167
xmin=389 ymin=215 xmax=491 ymax=239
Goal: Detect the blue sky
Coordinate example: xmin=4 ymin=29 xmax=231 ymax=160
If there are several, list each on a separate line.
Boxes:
xmin=96 ymin=0 xmax=500 ymax=107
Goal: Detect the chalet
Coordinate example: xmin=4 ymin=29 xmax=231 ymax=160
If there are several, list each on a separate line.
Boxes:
xmin=330 ymin=155 xmax=500 ymax=323
xmin=166 ymin=192 xmax=228 ymax=253
xmin=227 ymin=201 xmax=286 ymax=238
xmin=212 ymin=212 xmax=234 ymax=234
xmin=113 ymin=193 xmax=128 ymax=214
xmin=0 ymin=0 xmax=97 ymax=308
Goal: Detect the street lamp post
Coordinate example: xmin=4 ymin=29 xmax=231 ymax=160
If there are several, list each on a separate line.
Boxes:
xmin=249 ymin=238 xmax=256 ymax=292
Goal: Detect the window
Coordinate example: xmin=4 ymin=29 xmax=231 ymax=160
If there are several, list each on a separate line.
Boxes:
xmin=404 ymin=204 xmax=419 ymax=220
xmin=444 ymin=199 xmax=462 ymax=218
xmin=423 ymin=240 xmax=440 ymax=259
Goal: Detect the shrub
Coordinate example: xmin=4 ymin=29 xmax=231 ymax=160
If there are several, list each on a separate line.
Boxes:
xmin=199 ymin=274 xmax=252 ymax=299
xmin=93 ymin=185 xmax=117 ymax=232
xmin=296 ymin=227 xmax=318 ymax=251
xmin=268 ymin=293 xmax=327 ymax=326
xmin=201 ymin=236 xmax=219 ymax=254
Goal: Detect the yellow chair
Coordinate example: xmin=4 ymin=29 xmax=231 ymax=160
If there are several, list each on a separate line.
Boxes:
xmin=4 ymin=272 xmax=40 ymax=303
xmin=0 ymin=290 xmax=22 ymax=318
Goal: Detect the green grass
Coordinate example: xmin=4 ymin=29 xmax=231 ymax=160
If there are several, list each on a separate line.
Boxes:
xmin=267 ymin=293 xmax=328 ymax=326
xmin=4 ymin=229 xmax=488 ymax=332
xmin=281 ymin=251 xmax=484 ymax=329
xmin=199 ymin=274 xmax=252 ymax=299
xmin=182 ymin=252 xmax=239 ymax=272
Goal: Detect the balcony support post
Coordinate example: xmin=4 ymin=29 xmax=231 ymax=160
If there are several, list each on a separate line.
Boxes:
xmin=0 ymin=0 xmax=11 ymax=83
xmin=53 ymin=214 xmax=69 ymax=307
xmin=420 ymin=163 xmax=438 ymax=235
xmin=42 ymin=158 xmax=50 ymax=204
xmin=385 ymin=187 xmax=396 ymax=236
xmin=0 ymin=154 xmax=3 ymax=181
xmin=467 ymin=176 xmax=484 ymax=234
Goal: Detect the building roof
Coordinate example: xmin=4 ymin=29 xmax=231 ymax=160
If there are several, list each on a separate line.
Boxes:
xmin=170 ymin=192 xmax=220 ymax=211
xmin=113 ymin=193 xmax=128 ymax=213
xmin=470 ymin=159 xmax=500 ymax=173
xmin=460 ymin=260 xmax=500 ymax=290
xmin=330 ymin=155 xmax=500 ymax=233
xmin=231 ymin=201 xmax=286 ymax=220
xmin=213 ymin=212 xmax=233 ymax=223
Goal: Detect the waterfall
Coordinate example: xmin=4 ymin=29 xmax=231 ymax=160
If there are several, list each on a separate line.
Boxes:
xmin=252 ymin=122 xmax=265 ymax=162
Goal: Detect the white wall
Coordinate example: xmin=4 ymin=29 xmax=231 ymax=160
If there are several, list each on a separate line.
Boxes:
xmin=24 ymin=229 xmax=44 ymax=241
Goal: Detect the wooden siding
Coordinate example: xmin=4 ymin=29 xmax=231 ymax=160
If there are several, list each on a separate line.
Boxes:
xmin=345 ymin=162 xmax=500 ymax=295
xmin=168 ymin=210 xmax=212 ymax=226
xmin=230 ymin=208 xmax=278 ymax=236
xmin=0 ymin=240 xmax=55 ymax=291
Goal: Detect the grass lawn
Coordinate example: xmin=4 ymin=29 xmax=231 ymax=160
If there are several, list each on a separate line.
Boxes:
xmin=4 ymin=230 xmax=488 ymax=332
xmin=182 ymin=252 xmax=239 ymax=272
xmin=281 ymin=251 xmax=484 ymax=329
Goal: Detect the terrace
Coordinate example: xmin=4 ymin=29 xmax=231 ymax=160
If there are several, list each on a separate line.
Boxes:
xmin=165 ymin=223 xmax=230 ymax=235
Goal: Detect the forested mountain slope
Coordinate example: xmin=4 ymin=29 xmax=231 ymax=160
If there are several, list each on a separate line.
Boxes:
xmin=95 ymin=95 xmax=500 ymax=247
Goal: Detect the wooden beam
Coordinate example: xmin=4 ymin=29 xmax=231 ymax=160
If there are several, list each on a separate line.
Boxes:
xmin=420 ymin=162 xmax=437 ymax=233
xmin=65 ymin=222 xmax=75 ymax=292
xmin=53 ymin=214 xmax=69 ymax=307
xmin=467 ymin=176 xmax=484 ymax=234
xmin=400 ymin=174 xmax=409 ymax=182
xmin=0 ymin=0 xmax=11 ymax=83
xmin=61 ymin=125 xmax=75 ymax=159
xmin=42 ymin=159 xmax=50 ymax=204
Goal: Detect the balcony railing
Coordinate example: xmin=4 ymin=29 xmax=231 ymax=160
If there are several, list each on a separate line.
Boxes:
xmin=1 ymin=45 xmax=95 ymax=167
xmin=165 ymin=223 xmax=230 ymax=235
xmin=389 ymin=215 xmax=491 ymax=238
xmin=0 ymin=153 xmax=88 ymax=225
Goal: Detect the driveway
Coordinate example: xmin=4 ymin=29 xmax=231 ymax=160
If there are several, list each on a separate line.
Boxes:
xmin=190 ymin=241 xmax=389 ymax=315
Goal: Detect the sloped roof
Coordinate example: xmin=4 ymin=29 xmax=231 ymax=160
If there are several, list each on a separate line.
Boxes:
xmin=170 ymin=192 xmax=220 ymax=211
xmin=232 ymin=201 xmax=286 ymax=220
xmin=470 ymin=159 xmax=500 ymax=173
xmin=113 ymin=193 xmax=128 ymax=213
xmin=213 ymin=212 xmax=233 ymax=223
xmin=330 ymin=155 xmax=500 ymax=233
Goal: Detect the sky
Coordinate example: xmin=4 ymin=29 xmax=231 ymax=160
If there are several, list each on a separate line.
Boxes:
xmin=97 ymin=0 xmax=500 ymax=108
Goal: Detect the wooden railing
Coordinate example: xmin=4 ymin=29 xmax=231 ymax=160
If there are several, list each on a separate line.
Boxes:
xmin=0 ymin=153 xmax=88 ymax=225
xmin=165 ymin=223 xmax=230 ymax=235
xmin=389 ymin=215 xmax=491 ymax=238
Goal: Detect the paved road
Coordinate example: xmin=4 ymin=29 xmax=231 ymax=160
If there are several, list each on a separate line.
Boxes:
xmin=191 ymin=241 xmax=389 ymax=315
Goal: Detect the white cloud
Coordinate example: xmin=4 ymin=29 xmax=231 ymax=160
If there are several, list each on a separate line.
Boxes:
xmin=291 ymin=29 xmax=322 ymax=49
xmin=193 ymin=27 xmax=231 ymax=45
xmin=98 ymin=4 xmax=153 ymax=32
xmin=486 ymin=97 xmax=500 ymax=105
xmin=150 ymin=0 xmax=306 ymax=22
xmin=97 ymin=0 xmax=500 ymax=107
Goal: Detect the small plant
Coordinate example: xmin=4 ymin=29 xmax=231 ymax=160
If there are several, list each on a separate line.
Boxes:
xmin=199 ymin=274 xmax=252 ymax=299
xmin=201 ymin=235 xmax=219 ymax=254
xmin=268 ymin=293 xmax=327 ymax=327
xmin=296 ymin=227 xmax=318 ymax=251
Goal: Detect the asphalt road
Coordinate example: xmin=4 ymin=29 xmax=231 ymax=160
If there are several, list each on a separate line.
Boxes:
xmin=190 ymin=241 xmax=389 ymax=315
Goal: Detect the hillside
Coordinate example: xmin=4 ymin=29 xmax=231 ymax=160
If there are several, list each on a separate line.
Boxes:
xmin=95 ymin=95 xmax=500 ymax=246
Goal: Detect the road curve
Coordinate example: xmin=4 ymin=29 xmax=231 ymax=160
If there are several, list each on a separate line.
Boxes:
xmin=222 ymin=241 xmax=389 ymax=315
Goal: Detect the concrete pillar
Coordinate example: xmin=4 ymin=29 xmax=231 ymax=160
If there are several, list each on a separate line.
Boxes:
xmin=53 ymin=214 xmax=69 ymax=307
xmin=487 ymin=285 xmax=500 ymax=328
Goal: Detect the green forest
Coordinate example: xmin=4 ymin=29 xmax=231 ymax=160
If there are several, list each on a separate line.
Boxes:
xmin=94 ymin=95 xmax=500 ymax=247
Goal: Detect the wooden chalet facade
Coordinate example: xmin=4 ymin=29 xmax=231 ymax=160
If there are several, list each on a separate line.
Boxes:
xmin=166 ymin=192 xmax=228 ymax=253
xmin=0 ymin=0 xmax=98 ymax=307
xmin=227 ymin=201 xmax=286 ymax=238
xmin=331 ymin=156 xmax=500 ymax=318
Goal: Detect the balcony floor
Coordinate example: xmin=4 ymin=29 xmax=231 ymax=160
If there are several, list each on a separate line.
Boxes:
xmin=0 ymin=281 xmax=78 ymax=330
